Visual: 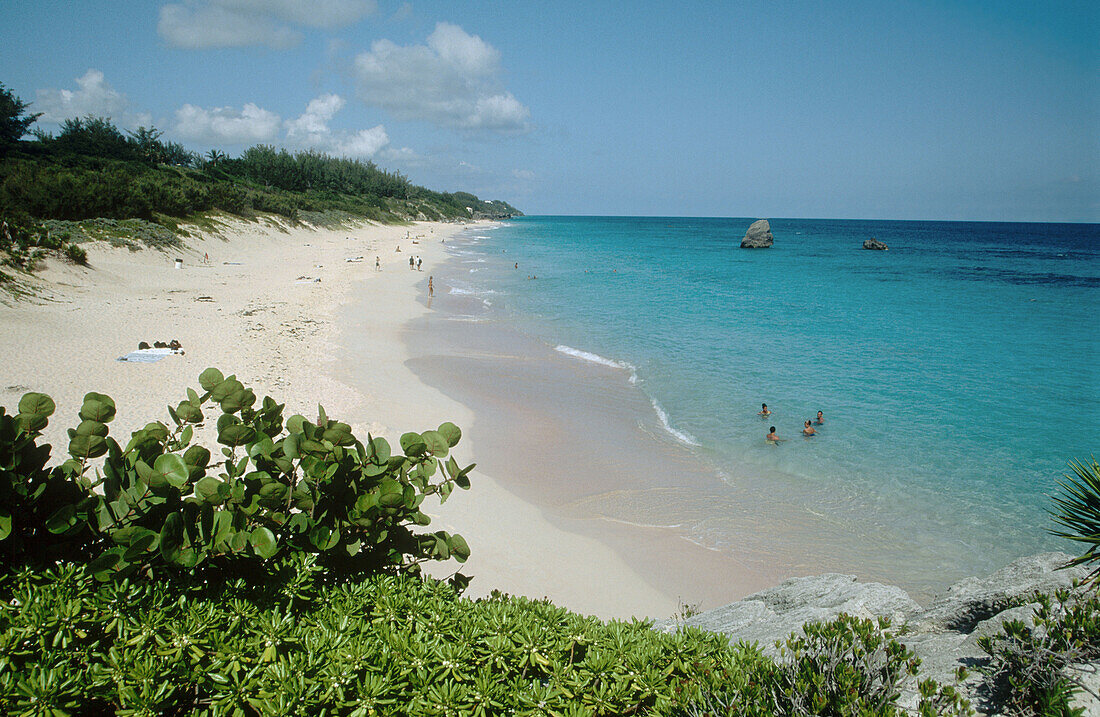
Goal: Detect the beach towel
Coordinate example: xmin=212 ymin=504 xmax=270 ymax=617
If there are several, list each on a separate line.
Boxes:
xmin=116 ymin=348 xmax=183 ymax=363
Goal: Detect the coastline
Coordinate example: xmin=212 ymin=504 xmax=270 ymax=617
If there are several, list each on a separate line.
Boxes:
xmin=0 ymin=214 xmax=688 ymax=620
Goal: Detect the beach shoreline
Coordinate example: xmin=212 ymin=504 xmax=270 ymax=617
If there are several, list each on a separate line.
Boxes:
xmin=0 ymin=214 xmax=699 ymax=620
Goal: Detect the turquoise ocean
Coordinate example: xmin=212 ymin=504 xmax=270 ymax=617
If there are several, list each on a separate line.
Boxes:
xmin=431 ymin=216 xmax=1099 ymax=593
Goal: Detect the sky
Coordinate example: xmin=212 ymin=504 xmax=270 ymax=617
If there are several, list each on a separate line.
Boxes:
xmin=1 ymin=0 xmax=1097 ymax=221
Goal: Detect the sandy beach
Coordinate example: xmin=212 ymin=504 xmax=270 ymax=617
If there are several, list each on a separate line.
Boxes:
xmin=0 ymin=215 xmax=710 ymax=619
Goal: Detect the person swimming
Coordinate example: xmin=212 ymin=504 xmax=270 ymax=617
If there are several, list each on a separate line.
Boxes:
xmin=803 ymin=420 xmax=816 ymax=436
xmin=815 ymin=410 xmax=824 ymax=425
xmin=766 ymin=426 xmax=783 ymax=443
xmin=758 ymin=403 xmax=771 ymax=416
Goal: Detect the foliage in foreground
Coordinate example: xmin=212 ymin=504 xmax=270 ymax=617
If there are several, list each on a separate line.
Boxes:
xmin=0 ymin=563 xmax=983 ymax=717
xmin=977 ymin=586 xmax=1100 ymax=716
xmin=1050 ymin=457 xmax=1100 ymax=584
xmin=0 ymin=369 xmax=474 ymax=585
xmin=676 ymin=614 xmax=972 ymax=717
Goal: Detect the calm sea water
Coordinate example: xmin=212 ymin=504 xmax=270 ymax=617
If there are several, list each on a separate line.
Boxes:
xmin=440 ymin=216 xmax=1099 ymax=583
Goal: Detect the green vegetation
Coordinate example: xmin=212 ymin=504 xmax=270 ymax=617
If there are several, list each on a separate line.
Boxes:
xmin=0 ymin=83 xmax=520 ymax=240
xmin=0 ymin=374 xmax=982 ymax=716
xmin=1 ymin=370 xmax=474 ymax=584
xmin=677 ymin=615 xmax=971 ymax=716
xmin=1051 ymin=457 xmax=1100 ymax=584
xmin=977 ymin=588 xmax=1100 ymax=716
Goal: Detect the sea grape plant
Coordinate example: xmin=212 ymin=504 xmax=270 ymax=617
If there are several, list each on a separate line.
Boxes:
xmin=0 ymin=368 xmax=474 ymax=585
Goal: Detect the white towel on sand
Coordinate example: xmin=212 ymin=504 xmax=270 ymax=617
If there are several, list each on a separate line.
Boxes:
xmin=116 ymin=348 xmax=182 ymax=363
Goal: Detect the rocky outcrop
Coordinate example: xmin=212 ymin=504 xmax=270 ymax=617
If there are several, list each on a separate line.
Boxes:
xmin=654 ymin=553 xmax=1092 ymax=715
xmin=740 ymin=219 xmax=774 ymax=248
xmin=863 ymin=238 xmax=888 ymax=250
xmin=654 ymin=573 xmax=920 ymax=653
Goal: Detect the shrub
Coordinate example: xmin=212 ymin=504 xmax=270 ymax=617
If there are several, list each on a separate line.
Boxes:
xmin=0 ymin=564 xmax=755 ymax=715
xmin=676 ymin=614 xmax=973 ymax=716
xmin=977 ymin=587 xmax=1100 ymax=715
xmin=0 ymin=369 xmax=474 ymax=585
xmin=63 ymin=242 xmax=87 ymax=265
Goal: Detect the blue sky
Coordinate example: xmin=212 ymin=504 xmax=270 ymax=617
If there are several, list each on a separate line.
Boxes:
xmin=1 ymin=0 xmax=1097 ymax=221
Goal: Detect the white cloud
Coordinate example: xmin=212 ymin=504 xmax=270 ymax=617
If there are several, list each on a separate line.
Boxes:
xmin=283 ymin=94 xmax=389 ymax=158
xmin=173 ymin=102 xmax=282 ymax=144
xmin=285 ymin=93 xmax=346 ymax=144
xmin=158 ymin=0 xmax=376 ymax=49
xmin=335 ymin=126 xmax=389 ymax=157
xmin=35 ymin=69 xmax=151 ymax=128
xmin=350 ymin=22 xmax=530 ymax=132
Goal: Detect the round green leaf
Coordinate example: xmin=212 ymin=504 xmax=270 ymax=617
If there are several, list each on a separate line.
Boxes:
xmin=250 ymin=527 xmax=278 ymax=559
xmin=198 ymin=368 xmax=224 ymax=391
xmin=75 ymin=419 xmax=109 ymax=437
xmin=69 ymin=433 xmax=107 ymax=460
xmin=153 ymin=454 xmax=189 ymax=489
xmin=447 ymin=533 xmax=471 ymax=562
xmin=437 ymin=422 xmax=461 ymax=447
xmin=400 ymin=432 xmax=424 ymax=454
xmin=18 ymin=392 xmax=55 ymax=417
xmin=419 ymin=430 xmax=449 ymax=457
xmin=80 ymin=392 xmax=116 ymax=422
xmin=17 ymin=413 xmax=48 ymax=433
xmin=218 ymin=423 xmax=256 ymax=447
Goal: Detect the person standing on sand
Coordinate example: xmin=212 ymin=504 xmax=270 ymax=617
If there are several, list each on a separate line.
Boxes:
xmin=758 ymin=403 xmax=770 ymax=416
xmin=428 ymin=276 xmax=434 ymax=297
xmin=375 ymin=256 xmax=380 ymax=271
xmin=803 ymin=420 xmax=816 ymax=436
xmin=409 ymin=256 xmax=414 ymax=270
xmin=417 ymin=257 xmax=422 ymax=271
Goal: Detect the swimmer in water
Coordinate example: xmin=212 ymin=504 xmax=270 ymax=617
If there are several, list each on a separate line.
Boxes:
xmin=815 ymin=410 xmax=824 ymax=425
xmin=758 ymin=403 xmax=771 ymax=416
xmin=803 ymin=420 xmax=816 ymax=436
xmin=766 ymin=426 xmax=783 ymax=443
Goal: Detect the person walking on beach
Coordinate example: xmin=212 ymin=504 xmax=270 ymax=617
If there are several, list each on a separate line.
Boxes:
xmin=758 ymin=403 xmax=771 ymax=416
xmin=375 ymin=256 xmax=381 ymax=271
xmin=803 ymin=420 xmax=816 ymax=436
xmin=815 ymin=411 xmax=824 ymax=424
xmin=417 ymin=257 xmax=422 ymax=271
xmin=409 ymin=256 xmax=415 ymax=270
xmin=766 ymin=426 xmax=783 ymax=444
xmin=428 ymin=276 xmax=434 ymax=297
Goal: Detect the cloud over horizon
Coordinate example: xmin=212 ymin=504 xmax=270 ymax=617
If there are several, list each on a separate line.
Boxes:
xmin=173 ymin=102 xmax=282 ymax=144
xmin=158 ymin=0 xmax=377 ymax=49
xmin=351 ymin=22 xmax=531 ymax=132
xmin=284 ymin=93 xmax=390 ymax=158
xmin=35 ymin=70 xmax=152 ymax=129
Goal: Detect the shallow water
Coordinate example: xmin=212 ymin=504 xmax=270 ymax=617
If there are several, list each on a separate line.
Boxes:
xmin=424 ymin=217 xmax=1099 ymax=597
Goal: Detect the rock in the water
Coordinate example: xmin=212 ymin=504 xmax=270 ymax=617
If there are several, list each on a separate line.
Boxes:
xmin=863 ymin=238 xmax=888 ymax=250
xmin=740 ymin=219 xmax=774 ymax=248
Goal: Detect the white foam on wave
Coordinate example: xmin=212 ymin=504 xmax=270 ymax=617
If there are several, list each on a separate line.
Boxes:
xmin=649 ymin=398 xmax=701 ymax=446
xmin=449 ymin=286 xmax=497 ymax=296
xmin=555 ymin=345 xmax=628 ymax=370
xmin=469 ymin=268 xmax=480 ymax=273
xmin=555 ymin=344 xmax=641 ymax=385
xmin=461 ymin=259 xmax=487 ymax=264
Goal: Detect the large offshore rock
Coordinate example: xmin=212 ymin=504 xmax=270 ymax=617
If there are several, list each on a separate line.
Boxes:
xmin=863 ymin=238 xmax=889 ymax=250
xmin=740 ymin=219 xmax=774 ymax=248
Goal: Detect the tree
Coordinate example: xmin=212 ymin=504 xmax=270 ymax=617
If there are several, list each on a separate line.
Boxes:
xmin=0 ymin=83 xmax=42 ymax=154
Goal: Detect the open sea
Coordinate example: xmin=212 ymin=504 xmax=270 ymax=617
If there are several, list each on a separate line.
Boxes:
xmin=430 ymin=216 xmax=1099 ymax=595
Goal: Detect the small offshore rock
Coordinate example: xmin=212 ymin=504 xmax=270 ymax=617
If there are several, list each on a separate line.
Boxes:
xmin=740 ymin=219 xmax=774 ymax=248
xmin=863 ymin=238 xmax=889 ymax=250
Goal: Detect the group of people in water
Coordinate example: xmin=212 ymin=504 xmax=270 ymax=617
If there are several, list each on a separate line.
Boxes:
xmin=759 ymin=403 xmax=824 ymax=444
